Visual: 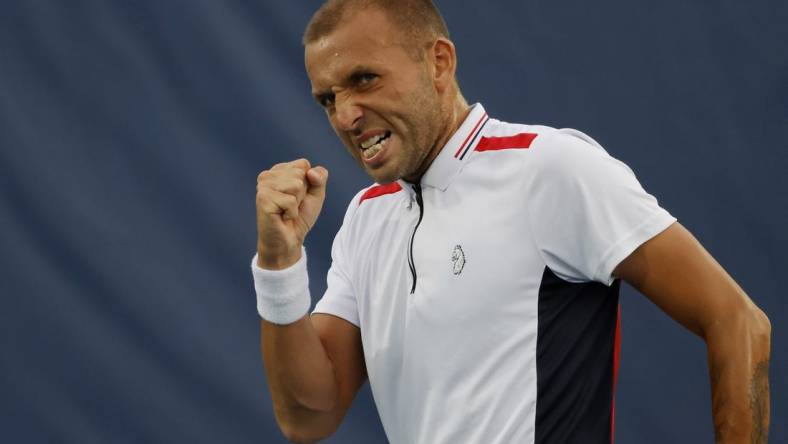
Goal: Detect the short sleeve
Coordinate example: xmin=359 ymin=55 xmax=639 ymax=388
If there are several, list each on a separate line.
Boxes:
xmin=311 ymin=191 xmax=363 ymax=326
xmin=524 ymin=129 xmax=676 ymax=285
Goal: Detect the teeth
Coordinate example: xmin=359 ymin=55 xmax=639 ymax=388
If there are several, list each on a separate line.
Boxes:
xmin=361 ymin=134 xmax=385 ymax=149
xmin=362 ymin=137 xmax=388 ymax=159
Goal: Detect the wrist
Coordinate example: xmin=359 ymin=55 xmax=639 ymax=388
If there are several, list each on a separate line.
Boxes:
xmin=251 ymin=246 xmax=310 ymax=324
xmin=256 ymin=242 xmax=303 ymax=271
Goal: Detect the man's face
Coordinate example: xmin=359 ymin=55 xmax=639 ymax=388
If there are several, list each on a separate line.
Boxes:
xmin=305 ymin=8 xmax=443 ymax=184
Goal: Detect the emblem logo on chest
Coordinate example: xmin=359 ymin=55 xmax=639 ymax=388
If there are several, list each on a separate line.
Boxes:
xmin=451 ymin=245 xmax=466 ymax=275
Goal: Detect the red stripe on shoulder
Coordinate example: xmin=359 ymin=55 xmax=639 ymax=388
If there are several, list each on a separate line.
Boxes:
xmin=358 ymin=182 xmax=402 ymax=205
xmin=475 ymin=133 xmax=538 ymax=152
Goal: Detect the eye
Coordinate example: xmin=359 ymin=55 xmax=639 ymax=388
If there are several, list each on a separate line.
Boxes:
xmin=317 ymin=94 xmax=335 ymax=108
xmin=358 ymin=73 xmax=377 ymax=84
xmin=352 ymin=72 xmax=378 ymax=87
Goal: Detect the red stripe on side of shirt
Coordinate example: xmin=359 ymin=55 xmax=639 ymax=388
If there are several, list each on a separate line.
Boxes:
xmin=453 ymin=113 xmax=488 ymax=158
xmin=475 ymin=132 xmax=538 ymax=152
xmin=611 ymin=303 xmax=621 ymax=444
xmin=358 ymin=182 xmax=402 ymax=205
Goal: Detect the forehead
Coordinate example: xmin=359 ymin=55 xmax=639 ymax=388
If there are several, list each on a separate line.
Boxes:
xmin=304 ymin=8 xmax=409 ymax=88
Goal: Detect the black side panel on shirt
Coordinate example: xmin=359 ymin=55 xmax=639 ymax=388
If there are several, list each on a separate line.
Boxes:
xmin=535 ymin=267 xmax=620 ymax=444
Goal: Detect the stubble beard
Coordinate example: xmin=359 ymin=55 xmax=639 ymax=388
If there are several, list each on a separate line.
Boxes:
xmin=392 ymin=84 xmax=443 ymax=184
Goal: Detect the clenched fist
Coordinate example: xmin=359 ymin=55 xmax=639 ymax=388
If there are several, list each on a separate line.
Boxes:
xmin=256 ymin=159 xmax=328 ymax=270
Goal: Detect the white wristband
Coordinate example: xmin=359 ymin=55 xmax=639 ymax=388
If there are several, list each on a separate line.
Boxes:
xmin=251 ymin=248 xmax=310 ymax=325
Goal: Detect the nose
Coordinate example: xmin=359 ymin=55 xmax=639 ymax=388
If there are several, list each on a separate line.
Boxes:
xmin=334 ymin=93 xmax=363 ymax=132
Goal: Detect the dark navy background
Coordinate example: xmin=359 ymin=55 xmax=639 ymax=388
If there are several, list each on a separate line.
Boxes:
xmin=1 ymin=1 xmax=785 ymax=442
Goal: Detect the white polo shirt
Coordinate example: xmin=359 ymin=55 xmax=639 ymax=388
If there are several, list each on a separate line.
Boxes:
xmin=313 ymin=104 xmax=676 ymax=443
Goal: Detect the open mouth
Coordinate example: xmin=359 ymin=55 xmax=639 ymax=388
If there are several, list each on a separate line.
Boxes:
xmin=360 ymin=131 xmax=392 ymax=160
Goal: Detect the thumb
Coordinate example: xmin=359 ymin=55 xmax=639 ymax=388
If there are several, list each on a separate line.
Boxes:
xmin=306 ymin=166 xmax=328 ymax=196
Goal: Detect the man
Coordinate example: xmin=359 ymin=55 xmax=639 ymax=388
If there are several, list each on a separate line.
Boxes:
xmin=252 ymin=1 xmax=771 ymax=442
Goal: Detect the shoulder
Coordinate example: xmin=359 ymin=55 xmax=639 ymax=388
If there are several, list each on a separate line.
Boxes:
xmin=472 ymin=119 xmax=606 ymax=161
xmin=339 ymin=182 xmax=405 ymax=226
xmin=357 ymin=182 xmax=404 ymax=206
xmin=528 ymin=127 xmax=610 ymax=170
xmin=473 ymin=118 xmax=556 ymax=154
xmin=471 ymin=119 xmax=613 ymax=177
xmin=511 ymin=126 xmax=632 ymax=190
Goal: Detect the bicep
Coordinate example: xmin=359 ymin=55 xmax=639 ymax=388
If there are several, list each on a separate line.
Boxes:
xmin=310 ymin=313 xmax=367 ymax=418
xmin=613 ymin=222 xmax=754 ymax=338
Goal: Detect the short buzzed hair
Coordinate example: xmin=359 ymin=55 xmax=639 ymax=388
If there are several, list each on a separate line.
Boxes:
xmin=303 ymin=0 xmax=450 ymax=57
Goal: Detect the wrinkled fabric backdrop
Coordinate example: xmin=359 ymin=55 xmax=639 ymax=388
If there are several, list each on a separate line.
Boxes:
xmin=1 ymin=1 xmax=785 ymax=443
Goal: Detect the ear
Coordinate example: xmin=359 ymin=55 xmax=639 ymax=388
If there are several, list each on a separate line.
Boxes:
xmin=430 ymin=37 xmax=457 ymax=93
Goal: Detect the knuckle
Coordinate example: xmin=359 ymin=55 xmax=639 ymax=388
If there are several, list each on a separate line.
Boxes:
xmin=257 ymin=170 xmax=273 ymax=184
xmin=276 ymin=173 xmax=304 ymax=190
xmin=293 ymin=158 xmax=311 ymax=170
xmin=285 ymin=164 xmax=306 ymax=177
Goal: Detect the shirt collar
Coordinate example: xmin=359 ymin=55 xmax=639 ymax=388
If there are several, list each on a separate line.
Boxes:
xmin=398 ymin=103 xmax=489 ymax=192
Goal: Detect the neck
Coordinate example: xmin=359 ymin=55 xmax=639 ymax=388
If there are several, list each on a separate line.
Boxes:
xmin=403 ymin=92 xmax=470 ymax=183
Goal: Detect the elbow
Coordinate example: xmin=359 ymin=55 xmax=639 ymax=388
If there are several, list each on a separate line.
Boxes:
xmin=704 ymin=302 xmax=771 ymax=355
xmin=269 ymin=384 xmax=340 ymax=443
xmin=751 ymin=306 xmax=771 ymax=355
xmin=727 ymin=304 xmax=771 ymax=353
xmin=290 ymin=386 xmax=339 ymax=414
xmin=274 ymin=406 xmax=339 ymax=444
xmin=280 ymin=425 xmax=329 ymax=444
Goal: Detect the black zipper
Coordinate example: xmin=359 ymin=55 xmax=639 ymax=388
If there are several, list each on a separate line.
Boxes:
xmin=407 ymin=183 xmax=424 ymax=294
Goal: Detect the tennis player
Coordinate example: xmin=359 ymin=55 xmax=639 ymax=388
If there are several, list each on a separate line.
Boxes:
xmin=252 ymin=1 xmax=771 ymax=442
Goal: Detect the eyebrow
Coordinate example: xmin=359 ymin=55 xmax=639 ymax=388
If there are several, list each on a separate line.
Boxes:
xmin=312 ymin=65 xmax=378 ymax=101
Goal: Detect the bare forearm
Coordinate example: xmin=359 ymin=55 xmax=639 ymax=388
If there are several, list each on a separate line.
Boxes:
xmin=261 ymin=317 xmax=340 ymax=440
xmin=706 ymin=307 xmax=771 ymax=443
